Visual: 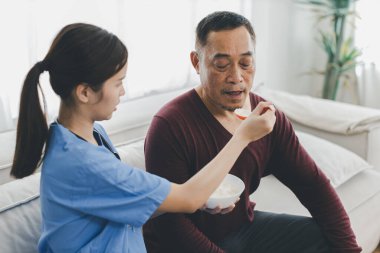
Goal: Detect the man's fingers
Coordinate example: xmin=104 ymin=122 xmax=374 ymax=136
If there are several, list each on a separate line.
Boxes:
xmin=220 ymin=204 xmax=235 ymax=214
xmin=219 ymin=198 xmax=240 ymax=214
xmin=202 ymin=206 xmax=222 ymax=214
xmin=201 ymin=198 xmax=240 ymax=214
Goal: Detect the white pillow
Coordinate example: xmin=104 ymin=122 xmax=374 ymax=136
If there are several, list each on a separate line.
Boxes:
xmin=296 ymin=131 xmax=373 ymax=187
xmin=116 ymin=140 xmax=146 ymax=170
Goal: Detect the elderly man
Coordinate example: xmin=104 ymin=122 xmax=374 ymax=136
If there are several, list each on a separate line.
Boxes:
xmin=143 ymin=11 xmax=361 ymax=253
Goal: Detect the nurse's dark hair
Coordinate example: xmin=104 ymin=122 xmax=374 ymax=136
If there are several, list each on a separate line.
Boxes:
xmin=195 ymin=11 xmax=255 ymax=48
xmin=11 ymin=23 xmax=128 ymax=179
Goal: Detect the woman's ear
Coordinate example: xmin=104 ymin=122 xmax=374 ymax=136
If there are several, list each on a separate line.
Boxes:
xmin=74 ymin=83 xmax=90 ymax=103
xmin=190 ymin=51 xmax=200 ymax=74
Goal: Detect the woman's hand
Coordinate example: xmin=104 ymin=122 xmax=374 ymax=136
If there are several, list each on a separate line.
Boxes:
xmin=235 ymin=101 xmax=276 ymax=143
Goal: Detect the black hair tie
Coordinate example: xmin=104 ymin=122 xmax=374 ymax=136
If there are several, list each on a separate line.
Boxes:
xmin=37 ymin=60 xmax=49 ymax=72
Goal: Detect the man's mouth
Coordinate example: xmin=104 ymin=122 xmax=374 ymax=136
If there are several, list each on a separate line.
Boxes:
xmin=224 ymin=90 xmax=245 ymax=97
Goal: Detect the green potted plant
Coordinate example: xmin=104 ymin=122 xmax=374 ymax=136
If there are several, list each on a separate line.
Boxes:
xmin=298 ymin=0 xmax=361 ymax=100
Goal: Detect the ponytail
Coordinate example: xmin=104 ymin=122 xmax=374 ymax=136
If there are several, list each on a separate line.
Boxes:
xmin=11 ymin=61 xmax=49 ymax=178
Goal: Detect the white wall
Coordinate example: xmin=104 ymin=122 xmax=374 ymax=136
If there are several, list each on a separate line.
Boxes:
xmin=251 ymin=0 xmax=326 ymax=96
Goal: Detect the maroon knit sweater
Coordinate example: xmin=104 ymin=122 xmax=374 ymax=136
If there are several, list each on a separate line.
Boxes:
xmin=143 ymin=89 xmax=361 ymax=253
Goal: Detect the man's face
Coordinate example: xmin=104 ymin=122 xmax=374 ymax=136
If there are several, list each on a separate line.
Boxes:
xmin=194 ymin=26 xmax=255 ymax=111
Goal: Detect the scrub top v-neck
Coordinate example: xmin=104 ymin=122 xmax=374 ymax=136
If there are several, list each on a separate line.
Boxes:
xmin=71 ymin=128 xmax=121 ymax=160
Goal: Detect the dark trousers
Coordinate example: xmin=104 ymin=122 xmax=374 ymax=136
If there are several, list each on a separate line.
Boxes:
xmin=217 ymin=211 xmax=330 ymax=253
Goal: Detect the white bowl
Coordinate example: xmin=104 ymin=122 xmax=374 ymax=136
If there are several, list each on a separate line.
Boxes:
xmin=205 ymin=174 xmax=245 ymax=209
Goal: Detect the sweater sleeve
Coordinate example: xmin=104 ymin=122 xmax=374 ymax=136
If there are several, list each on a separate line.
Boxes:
xmin=269 ymin=110 xmax=362 ymax=253
xmin=143 ymin=116 xmax=225 ymax=253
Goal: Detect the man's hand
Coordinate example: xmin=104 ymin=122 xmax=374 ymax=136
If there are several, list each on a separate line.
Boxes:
xmin=200 ymin=198 xmax=240 ymax=215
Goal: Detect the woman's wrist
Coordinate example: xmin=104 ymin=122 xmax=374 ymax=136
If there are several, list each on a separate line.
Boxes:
xmin=230 ymin=133 xmax=250 ymax=149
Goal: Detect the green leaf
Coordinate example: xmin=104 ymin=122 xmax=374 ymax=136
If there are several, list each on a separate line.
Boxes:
xmin=320 ymin=32 xmax=336 ymax=59
xmin=339 ymin=62 xmax=358 ymax=73
xmin=341 ymin=49 xmax=361 ymax=65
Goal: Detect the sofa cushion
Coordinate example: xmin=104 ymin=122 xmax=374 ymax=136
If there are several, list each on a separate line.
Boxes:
xmin=116 ymin=139 xmax=146 ymax=170
xmin=0 ymin=172 xmax=40 ymax=253
xmin=296 ymin=131 xmax=373 ymax=187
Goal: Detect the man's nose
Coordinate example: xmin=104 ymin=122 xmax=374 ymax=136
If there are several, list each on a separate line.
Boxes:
xmin=120 ymin=85 xmax=126 ymax=96
xmin=226 ymin=65 xmax=243 ymax=84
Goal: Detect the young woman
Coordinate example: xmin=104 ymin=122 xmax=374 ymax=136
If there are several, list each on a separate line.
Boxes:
xmin=11 ymin=23 xmax=276 ymax=253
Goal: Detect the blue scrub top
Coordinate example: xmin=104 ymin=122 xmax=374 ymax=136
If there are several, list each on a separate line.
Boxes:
xmin=38 ymin=122 xmax=171 ymax=253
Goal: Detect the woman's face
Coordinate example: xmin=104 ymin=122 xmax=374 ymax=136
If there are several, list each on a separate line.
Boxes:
xmin=91 ymin=63 xmax=127 ymax=121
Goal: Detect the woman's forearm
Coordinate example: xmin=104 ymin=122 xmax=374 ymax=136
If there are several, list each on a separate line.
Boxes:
xmin=158 ymin=134 xmax=248 ymax=213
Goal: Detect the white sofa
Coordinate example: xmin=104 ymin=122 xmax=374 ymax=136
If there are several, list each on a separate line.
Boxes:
xmin=1 ymin=87 xmax=380 ymax=253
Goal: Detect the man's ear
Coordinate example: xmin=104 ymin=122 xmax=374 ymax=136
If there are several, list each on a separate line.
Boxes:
xmin=74 ymin=83 xmax=90 ymax=103
xmin=190 ymin=51 xmax=200 ymax=74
